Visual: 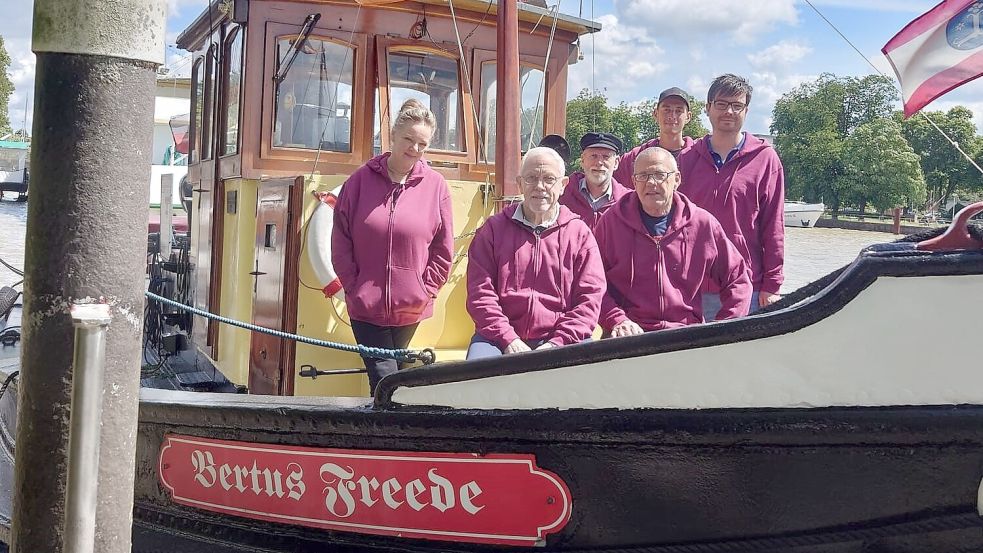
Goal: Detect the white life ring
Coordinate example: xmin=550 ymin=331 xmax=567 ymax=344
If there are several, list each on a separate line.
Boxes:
xmin=307 ymin=187 xmax=345 ymax=300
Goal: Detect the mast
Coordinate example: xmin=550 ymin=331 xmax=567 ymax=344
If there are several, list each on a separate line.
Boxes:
xmin=12 ymin=0 xmax=165 ymax=551
xmin=495 ymin=0 xmax=521 ymax=199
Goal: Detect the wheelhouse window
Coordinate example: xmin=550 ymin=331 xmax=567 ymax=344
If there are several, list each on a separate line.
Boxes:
xmin=386 ymin=48 xmax=463 ymax=152
xmin=479 ymin=63 xmax=545 ymax=162
xmin=190 ymin=58 xmax=204 ymax=164
xmin=272 ymin=36 xmax=354 ymax=153
xmin=202 ymin=45 xmax=217 ymax=160
xmin=222 ymin=27 xmax=244 ymax=156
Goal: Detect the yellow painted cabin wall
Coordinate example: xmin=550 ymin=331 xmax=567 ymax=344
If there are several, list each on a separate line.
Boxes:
xmin=215 ymin=178 xmax=258 ymax=386
xmin=292 ymin=175 xmax=495 ymax=397
xmin=204 ymin=174 xmax=493 ymax=397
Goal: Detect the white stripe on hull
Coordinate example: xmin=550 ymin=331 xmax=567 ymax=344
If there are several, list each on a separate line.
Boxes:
xmin=392 ymin=275 xmax=983 ymax=410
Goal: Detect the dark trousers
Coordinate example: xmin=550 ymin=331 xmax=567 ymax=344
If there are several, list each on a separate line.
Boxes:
xmin=350 ymin=319 xmax=420 ymax=393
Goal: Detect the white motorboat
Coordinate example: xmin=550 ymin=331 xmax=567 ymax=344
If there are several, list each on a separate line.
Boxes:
xmin=785 ymin=201 xmax=825 ymax=227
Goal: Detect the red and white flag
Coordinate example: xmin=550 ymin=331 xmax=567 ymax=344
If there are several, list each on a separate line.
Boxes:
xmin=882 ymin=0 xmax=983 ymax=118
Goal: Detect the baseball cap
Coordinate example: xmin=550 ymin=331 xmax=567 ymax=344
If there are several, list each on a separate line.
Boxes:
xmin=657 ymin=87 xmax=691 ymax=110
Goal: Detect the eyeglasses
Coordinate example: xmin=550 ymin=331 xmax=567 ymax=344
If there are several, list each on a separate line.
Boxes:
xmin=632 ymin=171 xmax=677 ymax=184
xmin=711 ymin=100 xmax=747 ymax=113
xmin=521 ymin=175 xmax=561 ymax=186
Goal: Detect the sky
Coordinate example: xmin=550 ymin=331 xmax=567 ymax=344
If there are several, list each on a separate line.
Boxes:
xmin=3 ymin=0 xmax=983 ymax=136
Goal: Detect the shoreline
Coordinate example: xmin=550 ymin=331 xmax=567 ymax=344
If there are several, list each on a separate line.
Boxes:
xmin=814 ymin=217 xmax=942 ymax=235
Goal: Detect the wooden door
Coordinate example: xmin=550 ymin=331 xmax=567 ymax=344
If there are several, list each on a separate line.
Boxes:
xmin=249 ymin=177 xmax=302 ymax=395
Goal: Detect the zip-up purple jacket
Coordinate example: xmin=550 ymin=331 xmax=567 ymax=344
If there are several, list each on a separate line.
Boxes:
xmin=467 ymin=204 xmax=605 ymax=349
xmin=614 ymin=136 xmax=695 ymax=189
xmin=595 ymin=192 xmax=751 ymax=331
xmin=332 ymin=153 xmax=454 ymax=327
xmin=676 ymin=134 xmax=785 ymax=295
xmin=558 ymin=172 xmax=631 ymax=232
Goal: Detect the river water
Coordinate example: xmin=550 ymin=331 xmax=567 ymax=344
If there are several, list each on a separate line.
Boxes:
xmin=0 ymin=200 xmax=897 ymax=293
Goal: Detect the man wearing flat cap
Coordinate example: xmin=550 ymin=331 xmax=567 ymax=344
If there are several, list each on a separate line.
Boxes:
xmin=558 ymin=132 xmax=631 ymax=233
xmin=614 ymin=87 xmax=696 ymax=188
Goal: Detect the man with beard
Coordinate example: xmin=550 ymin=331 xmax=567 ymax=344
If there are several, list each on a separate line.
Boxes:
xmin=558 ymin=132 xmax=631 ymax=232
xmin=614 ymin=87 xmax=696 ymax=188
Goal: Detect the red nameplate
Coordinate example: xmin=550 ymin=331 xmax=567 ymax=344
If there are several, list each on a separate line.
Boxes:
xmin=158 ymin=434 xmax=572 ymax=546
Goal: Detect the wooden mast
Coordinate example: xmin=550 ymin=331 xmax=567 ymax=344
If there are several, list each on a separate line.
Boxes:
xmin=495 ymin=0 xmax=521 ymax=198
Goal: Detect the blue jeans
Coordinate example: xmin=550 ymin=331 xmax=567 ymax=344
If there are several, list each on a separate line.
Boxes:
xmin=466 ymin=334 xmax=550 ymax=359
xmin=702 ymin=290 xmax=760 ymax=322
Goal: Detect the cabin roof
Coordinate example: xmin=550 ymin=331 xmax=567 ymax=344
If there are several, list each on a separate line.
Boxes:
xmin=177 ymin=0 xmax=600 ymax=50
xmin=0 ymin=141 xmax=30 ymax=150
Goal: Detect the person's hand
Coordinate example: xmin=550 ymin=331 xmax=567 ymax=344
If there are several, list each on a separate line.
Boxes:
xmin=535 ymin=341 xmax=555 ymax=351
xmin=759 ymin=292 xmax=781 ymax=307
xmin=611 ymin=320 xmax=644 ymax=338
xmin=505 ymin=338 xmax=532 ymax=354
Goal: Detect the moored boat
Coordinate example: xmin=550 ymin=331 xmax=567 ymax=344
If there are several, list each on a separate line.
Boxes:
xmin=785 ymin=201 xmax=825 ymax=228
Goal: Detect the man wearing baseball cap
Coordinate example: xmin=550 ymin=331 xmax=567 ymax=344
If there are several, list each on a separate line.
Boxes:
xmin=614 ymin=87 xmax=696 ymax=188
xmin=559 ymin=132 xmax=631 ymax=232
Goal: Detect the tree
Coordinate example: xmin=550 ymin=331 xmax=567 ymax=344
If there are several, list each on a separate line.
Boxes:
xmin=899 ymin=107 xmax=982 ymax=211
xmin=842 ymin=119 xmax=925 ymax=214
xmin=771 ymin=73 xmax=898 ymax=216
xmin=0 ymin=36 xmax=11 ymax=136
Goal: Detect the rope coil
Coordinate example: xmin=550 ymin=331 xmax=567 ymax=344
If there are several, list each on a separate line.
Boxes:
xmin=144 ymin=291 xmax=435 ymax=364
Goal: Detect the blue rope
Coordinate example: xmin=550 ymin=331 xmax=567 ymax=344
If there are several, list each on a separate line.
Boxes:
xmin=144 ymin=291 xmax=432 ymax=363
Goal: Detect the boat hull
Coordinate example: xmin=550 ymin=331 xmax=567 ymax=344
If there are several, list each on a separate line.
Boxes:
xmin=785 ymin=202 xmax=825 ymax=228
xmin=130 ymin=394 xmax=983 ymax=552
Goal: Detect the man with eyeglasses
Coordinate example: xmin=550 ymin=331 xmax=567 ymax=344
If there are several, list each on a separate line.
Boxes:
xmin=559 ymin=132 xmax=631 ymax=232
xmin=465 ymin=147 xmax=605 ymax=358
xmin=677 ymin=74 xmax=785 ymax=320
xmin=595 ymin=147 xmax=751 ymax=336
xmin=613 ymin=87 xmax=696 ymax=189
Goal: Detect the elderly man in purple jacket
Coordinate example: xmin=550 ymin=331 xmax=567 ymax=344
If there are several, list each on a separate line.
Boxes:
xmin=596 ymin=147 xmax=751 ymax=336
xmin=558 ymin=132 xmax=631 ymax=233
xmin=466 ymin=147 xmax=606 ymax=358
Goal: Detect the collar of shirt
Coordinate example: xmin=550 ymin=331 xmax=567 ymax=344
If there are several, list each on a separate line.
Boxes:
xmin=579 ymin=177 xmax=612 ymax=211
xmin=513 ymin=203 xmax=559 ymax=231
xmin=710 ymin=131 xmax=746 ymax=169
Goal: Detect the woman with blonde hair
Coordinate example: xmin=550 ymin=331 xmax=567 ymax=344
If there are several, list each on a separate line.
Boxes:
xmin=332 ymin=100 xmax=454 ymax=393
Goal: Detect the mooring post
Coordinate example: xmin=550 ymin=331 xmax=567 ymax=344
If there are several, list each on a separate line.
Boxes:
xmin=12 ymin=1 xmax=165 ymax=552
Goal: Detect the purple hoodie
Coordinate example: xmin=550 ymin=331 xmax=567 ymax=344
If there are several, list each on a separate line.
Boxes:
xmin=614 ymin=136 xmax=696 ymax=189
xmin=594 ymin=192 xmax=751 ymax=331
xmin=676 ymin=134 xmax=785 ymax=294
xmin=558 ymin=172 xmax=631 ymax=232
xmin=467 ymin=204 xmax=605 ymax=349
xmin=332 ymin=153 xmax=454 ymax=327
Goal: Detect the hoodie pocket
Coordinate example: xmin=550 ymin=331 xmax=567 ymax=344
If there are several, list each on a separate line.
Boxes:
xmin=390 ymin=266 xmax=430 ymax=316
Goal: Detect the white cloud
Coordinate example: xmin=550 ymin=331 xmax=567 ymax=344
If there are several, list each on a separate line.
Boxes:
xmin=568 ymin=15 xmax=668 ymax=97
xmin=809 ymin=0 xmax=930 ymax=13
xmin=613 ymin=0 xmax=799 ymax=45
xmin=747 ymin=40 xmax=813 ymax=68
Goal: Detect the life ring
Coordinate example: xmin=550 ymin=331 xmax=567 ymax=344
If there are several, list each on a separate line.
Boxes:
xmin=307 ymin=188 xmax=345 ymax=300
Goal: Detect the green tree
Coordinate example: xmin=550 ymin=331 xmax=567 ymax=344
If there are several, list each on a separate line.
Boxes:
xmin=842 ymin=119 xmax=925 ymax=213
xmin=0 ymin=36 xmax=12 ymax=136
xmin=771 ymin=73 xmax=898 ymax=216
xmin=898 ymin=107 xmax=982 ymax=211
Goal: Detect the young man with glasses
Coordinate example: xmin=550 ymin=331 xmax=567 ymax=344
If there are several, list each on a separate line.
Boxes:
xmin=559 ymin=132 xmax=632 ymax=232
xmin=677 ymin=74 xmax=785 ymax=320
xmin=614 ymin=87 xmax=696 ymax=189
xmin=465 ymin=147 xmax=605 ymax=358
xmin=594 ymin=147 xmax=751 ymax=337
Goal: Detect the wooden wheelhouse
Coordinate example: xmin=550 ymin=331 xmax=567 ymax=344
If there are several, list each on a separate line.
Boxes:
xmin=176 ymin=0 xmax=599 ymax=396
